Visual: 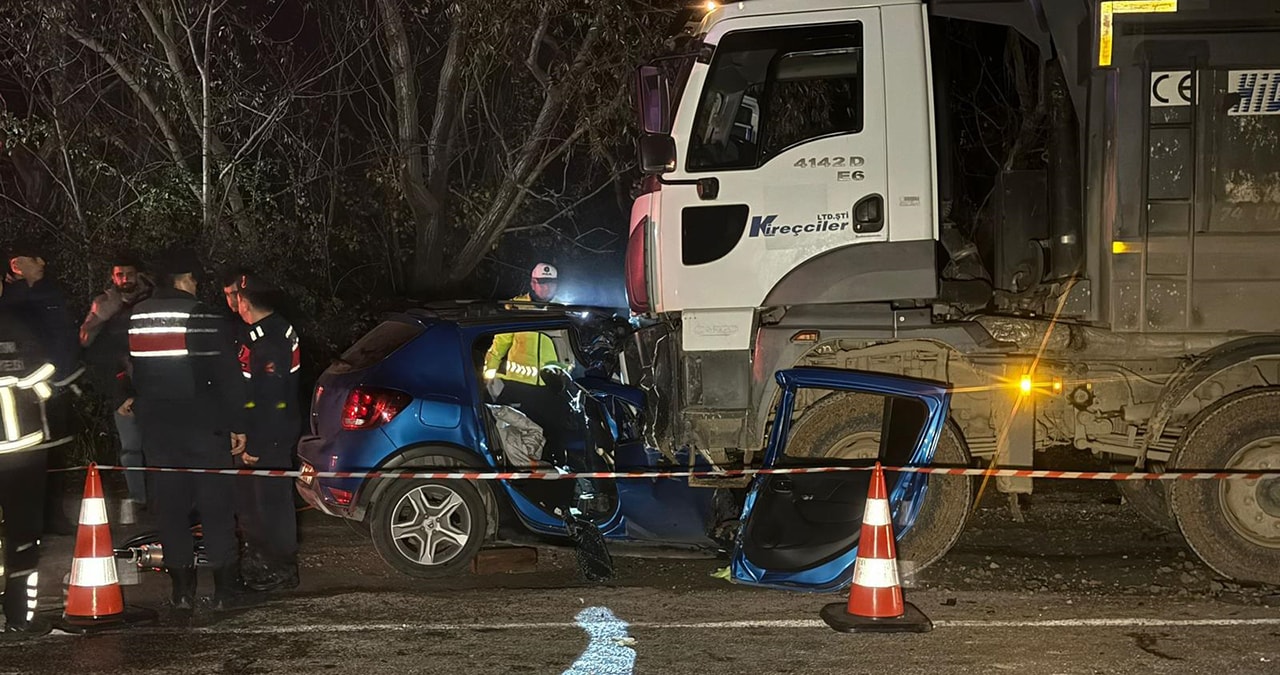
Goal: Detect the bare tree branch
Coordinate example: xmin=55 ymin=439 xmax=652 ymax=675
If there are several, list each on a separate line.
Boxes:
xmin=449 ymin=8 xmax=606 ymax=280
xmin=64 ymin=24 xmax=198 ymax=198
xmin=525 ymin=5 xmax=551 ymax=88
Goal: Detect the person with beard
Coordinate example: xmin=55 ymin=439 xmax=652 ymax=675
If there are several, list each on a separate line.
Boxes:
xmin=80 ymin=253 xmax=155 ymax=514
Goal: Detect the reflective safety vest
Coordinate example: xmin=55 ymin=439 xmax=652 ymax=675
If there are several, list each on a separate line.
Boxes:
xmin=483 ymin=295 xmax=560 ymax=386
xmin=237 ymin=313 xmax=302 ymax=435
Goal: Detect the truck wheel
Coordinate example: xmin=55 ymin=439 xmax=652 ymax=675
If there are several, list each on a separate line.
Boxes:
xmin=370 ymin=478 xmax=486 ymax=578
xmin=1114 ymin=472 xmax=1176 ymax=532
xmin=787 ymin=392 xmax=974 ymax=571
xmin=1168 ymin=389 xmax=1280 ymax=586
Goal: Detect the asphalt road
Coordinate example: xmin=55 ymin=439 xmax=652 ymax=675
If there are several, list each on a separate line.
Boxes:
xmin=4 ymin=478 xmax=1279 ymax=674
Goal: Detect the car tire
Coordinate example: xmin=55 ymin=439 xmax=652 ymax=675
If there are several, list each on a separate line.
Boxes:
xmin=787 ymin=392 xmax=973 ymax=572
xmin=370 ymin=478 xmax=487 ymax=578
xmin=1168 ymin=388 xmax=1280 ymax=586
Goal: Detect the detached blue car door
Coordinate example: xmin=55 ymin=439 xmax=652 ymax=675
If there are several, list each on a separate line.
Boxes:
xmin=731 ymin=367 xmax=952 ymax=592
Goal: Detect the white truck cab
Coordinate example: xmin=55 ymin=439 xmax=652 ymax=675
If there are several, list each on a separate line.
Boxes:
xmin=629 ymin=0 xmax=937 ymax=352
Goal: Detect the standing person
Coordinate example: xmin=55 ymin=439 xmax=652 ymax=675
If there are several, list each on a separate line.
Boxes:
xmin=233 ymin=276 xmax=301 ymax=591
xmin=1 ymin=244 xmax=81 ymax=536
xmin=483 ymin=262 xmax=567 ymax=453
xmin=0 ymin=302 xmax=57 ymax=637
xmin=483 ymin=262 xmax=561 ymax=384
xmin=217 ymin=265 xmax=262 ymax=580
xmin=80 ymin=253 xmax=154 ymax=514
xmin=125 ymin=249 xmax=253 ymax=610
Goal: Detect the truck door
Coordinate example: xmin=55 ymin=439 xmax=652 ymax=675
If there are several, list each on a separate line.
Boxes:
xmin=636 ymin=5 xmax=938 ymax=313
xmin=731 ymin=368 xmax=951 ymax=592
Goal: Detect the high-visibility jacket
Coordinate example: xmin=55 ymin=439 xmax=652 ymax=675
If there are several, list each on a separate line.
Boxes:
xmin=0 ymin=306 xmax=55 ymax=456
xmin=484 ymin=294 xmax=559 ymax=385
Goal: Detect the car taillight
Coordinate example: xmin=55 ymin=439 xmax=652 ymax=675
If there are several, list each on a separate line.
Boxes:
xmin=341 ymin=387 xmax=411 ymax=431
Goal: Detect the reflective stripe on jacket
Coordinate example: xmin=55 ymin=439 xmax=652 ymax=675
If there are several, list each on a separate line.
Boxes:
xmin=127 ymin=288 xmax=248 ymax=434
xmin=483 ymin=294 xmax=559 ymax=385
xmin=0 ymin=308 xmax=53 ymax=455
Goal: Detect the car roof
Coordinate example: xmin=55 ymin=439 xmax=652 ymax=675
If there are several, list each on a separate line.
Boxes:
xmin=397 ymin=300 xmax=628 ymax=328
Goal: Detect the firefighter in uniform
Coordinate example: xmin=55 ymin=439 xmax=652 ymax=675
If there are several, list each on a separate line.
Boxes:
xmin=0 ymin=302 xmax=58 ymax=636
xmin=125 ymin=250 xmax=251 ymax=610
xmin=2 ymin=245 xmax=81 ymax=536
xmin=233 ymin=276 xmax=301 ymax=591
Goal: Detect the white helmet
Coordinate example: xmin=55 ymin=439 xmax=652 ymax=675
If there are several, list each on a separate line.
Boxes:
xmin=531 ymin=263 xmax=558 ymax=281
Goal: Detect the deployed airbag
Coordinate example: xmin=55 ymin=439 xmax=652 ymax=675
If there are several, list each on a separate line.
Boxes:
xmin=486 ymin=403 xmax=546 ymax=467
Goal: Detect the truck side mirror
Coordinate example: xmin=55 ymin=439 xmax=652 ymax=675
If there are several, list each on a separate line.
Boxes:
xmin=637 ymin=134 xmax=676 ymax=175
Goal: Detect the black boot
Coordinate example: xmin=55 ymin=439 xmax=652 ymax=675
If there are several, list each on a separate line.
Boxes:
xmin=208 ymin=565 xmax=262 ymax=611
xmin=245 ymin=558 xmax=299 ymax=593
xmin=239 ymin=545 xmax=273 ymax=589
xmin=167 ymin=566 xmax=197 ymax=610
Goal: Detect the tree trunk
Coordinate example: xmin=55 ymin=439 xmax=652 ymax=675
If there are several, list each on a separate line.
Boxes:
xmin=375 ymin=0 xmax=448 ymax=297
xmin=410 ymin=8 xmax=467 ymax=296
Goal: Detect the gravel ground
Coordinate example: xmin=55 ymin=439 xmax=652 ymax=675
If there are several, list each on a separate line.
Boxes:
xmin=3 ymin=471 xmax=1278 ymax=673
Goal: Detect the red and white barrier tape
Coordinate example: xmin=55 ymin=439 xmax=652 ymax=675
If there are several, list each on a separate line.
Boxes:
xmin=53 ymin=464 xmax=1280 ymax=482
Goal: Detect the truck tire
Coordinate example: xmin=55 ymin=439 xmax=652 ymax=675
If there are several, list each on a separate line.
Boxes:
xmin=370 ymin=478 xmax=487 ymax=578
xmin=1114 ymin=474 xmax=1176 ymax=532
xmin=1168 ymin=389 xmax=1280 ymax=586
xmin=786 ymin=392 xmax=974 ymax=572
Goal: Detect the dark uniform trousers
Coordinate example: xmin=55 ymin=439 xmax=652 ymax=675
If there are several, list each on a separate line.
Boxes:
xmin=237 ymin=314 xmax=301 ymax=565
xmin=139 ymin=403 xmax=238 ymax=569
xmin=239 ymin=435 xmax=299 ymax=563
xmin=128 ymin=289 xmax=247 ymax=573
xmin=1 ymin=448 xmax=47 ymax=627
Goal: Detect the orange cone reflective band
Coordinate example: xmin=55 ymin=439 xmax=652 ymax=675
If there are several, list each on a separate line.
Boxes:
xmin=64 ymin=463 xmax=125 ymax=623
xmin=845 ymin=462 xmax=904 ymax=618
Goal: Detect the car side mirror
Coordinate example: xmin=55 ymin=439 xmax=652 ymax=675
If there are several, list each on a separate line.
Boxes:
xmin=638 ymin=134 xmax=676 ymax=175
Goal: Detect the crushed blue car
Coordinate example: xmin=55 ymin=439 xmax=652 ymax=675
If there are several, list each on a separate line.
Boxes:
xmin=296 ymin=302 xmax=954 ymax=592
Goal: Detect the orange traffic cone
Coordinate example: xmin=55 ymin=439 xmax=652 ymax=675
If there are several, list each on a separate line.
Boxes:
xmin=57 ymin=464 xmax=156 ymax=632
xmin=820 ymin=462 xmax=932 ymax=633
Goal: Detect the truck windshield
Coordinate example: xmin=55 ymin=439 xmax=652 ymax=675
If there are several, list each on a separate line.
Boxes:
xmin=687 ymin=23 xmax=863 ymax=172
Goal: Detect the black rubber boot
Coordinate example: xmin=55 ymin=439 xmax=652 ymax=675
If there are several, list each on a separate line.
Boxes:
xmin=167 ymin=566 xmax=197 ymax=610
